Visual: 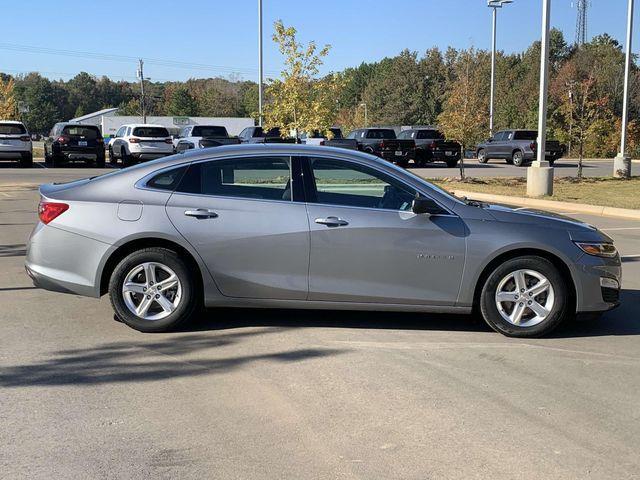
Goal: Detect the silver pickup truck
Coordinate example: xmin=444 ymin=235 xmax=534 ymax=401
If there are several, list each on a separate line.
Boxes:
xmin=476 ymin=129 xmax=565 ymax=166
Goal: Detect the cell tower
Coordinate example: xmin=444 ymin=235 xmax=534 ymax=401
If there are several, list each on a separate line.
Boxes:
xmin=575 ymin=0 xmax=589 ymax=46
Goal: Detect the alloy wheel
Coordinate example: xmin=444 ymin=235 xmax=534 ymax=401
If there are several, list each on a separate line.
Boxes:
xmin=494 ymin=269 xmax=555 ymax=327
xmin=122 ymin=262 xmax=182 ymax=321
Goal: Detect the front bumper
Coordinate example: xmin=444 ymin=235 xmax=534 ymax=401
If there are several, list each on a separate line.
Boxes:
xmin=574 ymin=253 xmax=622 ymax=312
xmin=25 ymin=223 xmax=110 ymax=298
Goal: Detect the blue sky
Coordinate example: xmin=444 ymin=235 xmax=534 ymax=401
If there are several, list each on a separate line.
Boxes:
xmin=0 ymin=0 xmax=637 ymax=82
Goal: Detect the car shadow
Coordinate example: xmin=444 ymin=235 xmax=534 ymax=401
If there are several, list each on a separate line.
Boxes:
xmin=0 ymin=326 xmax=347 ymax=388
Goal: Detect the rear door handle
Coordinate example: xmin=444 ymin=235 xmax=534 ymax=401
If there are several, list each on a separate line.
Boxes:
xmin=184 ymin=208 xmax=218 ymax=219
xmin=315 ymin=216 xmax=349 ymax=227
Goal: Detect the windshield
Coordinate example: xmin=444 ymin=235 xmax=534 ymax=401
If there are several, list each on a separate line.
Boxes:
xmin=133 ymin=127 xmax=170 ymax=138
xmin=366 ymin=129 xmax=396 ymax=139
xmin=62 ymin=125 xmax=100 ymax=138
xmin=192 ymin=126 xmax=228 ymax=137
xmin=0 ymin=123 xmax=26 ymax=135
xmin=513 ymin=131 xmax=537 ymax=140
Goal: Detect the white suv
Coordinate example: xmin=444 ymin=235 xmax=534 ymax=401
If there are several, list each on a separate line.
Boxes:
xmin=108 ymin=124 xmax=174 ymax=167
xmin=0 ymin=120 xmax=33 ymax=168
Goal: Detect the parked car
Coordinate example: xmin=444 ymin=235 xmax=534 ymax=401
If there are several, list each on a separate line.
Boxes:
xmin=476 ymin=129 xmax=565 ymax=166
xmin=44 ymin=123 xmax=104 ymax=168
xmin=173 ymin=125 xmax=241 ymax=153
xmin=0 ymin=120 xmax=32 ymax=168
xmin=25 ymin=144 xmax=621 ymax=338
xmin=397 ymin=128 xmax=460 ymax=168
xmin=238 ymin=126 xmax=295 ymax=144
xmin=347 ymin=128 xmax=415 ymax=167
xmin=302 ymin=128 xmax=358 ymax=150
xmin=108 ymin=124 xmax=174 ymax=167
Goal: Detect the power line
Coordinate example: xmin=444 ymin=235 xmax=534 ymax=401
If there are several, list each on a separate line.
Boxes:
xmin=0 ymin=42 xmax=280 ymax=76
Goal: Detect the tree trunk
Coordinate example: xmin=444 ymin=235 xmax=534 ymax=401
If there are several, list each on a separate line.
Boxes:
xmin=458 ymin=143 xmax=466 ymax=181
xmin=577 ymin=137 xmax=584 ymax=181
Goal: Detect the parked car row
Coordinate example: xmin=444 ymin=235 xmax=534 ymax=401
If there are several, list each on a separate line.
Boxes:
xmin=0 ymin=119 xmax=566 ymax=170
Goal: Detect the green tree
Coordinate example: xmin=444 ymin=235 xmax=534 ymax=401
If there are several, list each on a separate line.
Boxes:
xmin=13 ymin=73 xmax=61 ymax=133
xmin=263 ymin=20 xmax=340 ymax=138
xmin=438 ymin=49 xmax=488 ymax=179
xmin=165 ymin=86 xmax=197 ymax=116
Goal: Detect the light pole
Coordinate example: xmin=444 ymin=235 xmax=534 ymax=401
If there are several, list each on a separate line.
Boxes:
xmin=359 ymin=102 xmax=368 ymax=127
xmin=487 ymin=0 xmax=513 ymax=137
xmin=527 ymin=0 xmax=554 ymax=197
xmin=258 ymin=0 xmax=264 ymax=127
xmin=614 ymin=0 xmax=634 ymax=178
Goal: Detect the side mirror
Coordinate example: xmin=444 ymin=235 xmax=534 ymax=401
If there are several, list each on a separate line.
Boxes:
xmin=411 ymin=196 xmax=437 ymax=215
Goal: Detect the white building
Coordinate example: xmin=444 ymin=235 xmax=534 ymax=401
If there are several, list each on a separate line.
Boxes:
xmin=69 ymin=109 xmax=254 ymax=137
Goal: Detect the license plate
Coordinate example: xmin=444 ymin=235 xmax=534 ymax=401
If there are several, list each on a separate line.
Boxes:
xmin=78 ymin=141 xmax=87 ymax=147
xmin=445 ymin=151 xmax=454 ymax=156
xmin=544 ymin=151 xmax=550 ymax=155
xmin=395 ymin=150 xmax=403 ymax=156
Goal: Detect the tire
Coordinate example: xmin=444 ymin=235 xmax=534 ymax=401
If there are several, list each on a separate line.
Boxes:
xmin=477 ymin=149 xmax=488 ymax=163
xmin=446 ymin=159 xmax=458 ymax=168
xmin=19 ymin=152 xmax=33 ymax=168
xmin=512 ymin=150 xmax=525 ymax=167
xmin=396 ymin=158 xmax=409 ymax=168
xmin=121 ymin=147 xmax=133 ymax=168
xmin=109 ymin=247 xmax=200 ymax=332
xmin=108 ymin=146 xmax=117 ymax=165
xmin=95 ymin=152 xmax=105 ymax=168
xmin=479 ymin=256 xmax=569 ymax=338
xmin=548 ymin=159 xmax=555 ymax=167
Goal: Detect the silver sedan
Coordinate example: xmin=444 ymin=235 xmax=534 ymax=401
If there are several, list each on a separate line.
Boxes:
xmin=25 ymin=144 xmax=622 ymax=337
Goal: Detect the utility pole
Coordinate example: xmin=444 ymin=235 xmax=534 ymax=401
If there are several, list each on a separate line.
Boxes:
xmin=137 ymin=59 xmax=146 ymax=124
xmin=359 ymin=102 xmax=368 ymax=127
xmin=614 ymin=0 xmax=634 ymax=178
xmin=487 ymin=1 xmax=513 ymax=137
xmin=258 ymin=0 xmax=263 ymax=126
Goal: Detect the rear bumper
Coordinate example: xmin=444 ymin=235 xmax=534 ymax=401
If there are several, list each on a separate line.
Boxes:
xmin=25 ymin=223 xmax=109 ymax=298
xmin=0 ymin=150 xmax=30 ymax=159
xmin=379 ymin=150 xmax=413 ymax=161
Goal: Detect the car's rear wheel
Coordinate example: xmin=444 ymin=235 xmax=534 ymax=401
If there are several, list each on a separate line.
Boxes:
xmin=95 ymin=151 xmax=105 ymax=168
xmin=479 ymin=256 xmax=569 ymax=337
xmin=108 ymin=146 xmax=117 ymax=165
xmin=121 ymin=147 xmax=133 ymax=168
xmin=19 ymin=152 xmax=33 ymax=168
xmin=477 ymin=149 xmax=488 ymax=163
xmin=109 ymin=247 xmax=199 ymax=332
xmin=512 ymin=150 xmax=525 ymax=166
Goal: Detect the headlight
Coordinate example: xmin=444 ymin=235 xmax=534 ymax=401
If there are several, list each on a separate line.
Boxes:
xmin=574 ymin=242 xmax=618 ymax=258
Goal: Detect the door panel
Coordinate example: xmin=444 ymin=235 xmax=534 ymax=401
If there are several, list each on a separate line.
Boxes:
xmin=307 ymin=205 xmax=466 ymax=304
xmin=165 ymin=156 xmax=309 ymax=300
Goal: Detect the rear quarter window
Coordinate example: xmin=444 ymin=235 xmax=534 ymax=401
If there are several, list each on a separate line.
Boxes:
xmin=146 ymin=166 xmax=189 ymax=191
xmin=513 ymin=131 xmax=537 ymax=141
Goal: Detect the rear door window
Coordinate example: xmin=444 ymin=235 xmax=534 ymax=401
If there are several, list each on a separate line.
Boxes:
xmin=0 ymin=123 xmax=26 ymax=135
xmin=132 ymin=127 xmax=170 ymax=137
xmin=177 ymin=156 xmax=292 ymax=202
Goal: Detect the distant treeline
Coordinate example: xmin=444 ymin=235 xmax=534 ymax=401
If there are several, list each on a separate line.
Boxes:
xmin=3 ymin=28 xmax=639 ymax=157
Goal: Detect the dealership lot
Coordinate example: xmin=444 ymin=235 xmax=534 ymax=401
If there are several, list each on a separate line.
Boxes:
xmin=1 ymin=169 xmax=639 ymax=479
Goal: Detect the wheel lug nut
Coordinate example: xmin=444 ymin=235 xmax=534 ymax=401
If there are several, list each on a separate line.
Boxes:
xmin=142 ymin=287 xmax=146 ymax=292
xmin=155 ymin=294 xmax=159 ymax=299
xmin=519 ymin=302 xmax=524 ymax=306
xmin=146 ymin=295 xmax=151 ymax=299
xmin=520 ymin=288 xmax=525 ymax=293
xmin=528 ymin=301 xmax=532 ymax=305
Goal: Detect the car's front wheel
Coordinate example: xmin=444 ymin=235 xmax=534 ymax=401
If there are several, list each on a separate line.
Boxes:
xmin=479 ymin=256 xmax=569 ymax=337
xmin=109 ymin=247 xmax=199 ymax=332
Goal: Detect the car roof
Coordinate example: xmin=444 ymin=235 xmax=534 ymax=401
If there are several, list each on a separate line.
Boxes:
xmin=124 ymin=123 xmax=167 ymax=128
xmin=0 ymin=120 xmax=25 ymax=125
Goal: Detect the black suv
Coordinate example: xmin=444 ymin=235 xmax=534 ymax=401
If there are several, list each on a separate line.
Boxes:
xmin=44 ymin=123 xmax=105 ymax=167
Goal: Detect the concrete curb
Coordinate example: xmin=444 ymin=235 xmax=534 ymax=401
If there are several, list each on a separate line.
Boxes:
xmin=453 ymin=190 xmax=640 ymax=220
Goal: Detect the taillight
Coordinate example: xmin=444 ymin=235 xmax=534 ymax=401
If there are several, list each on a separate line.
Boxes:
xmin=20 ymin=135 xmax=31 ymax=142
xmin=38 ymin=201 xmax=69 ymax=224
xmin=380 ymin=141 xmax=386 ymax=149
xmin=319 ymin=140 xmax=325 ymax=146
xmin=164 ymin=138 xmax=173 ymax=144
xmin=429 ymin=142 xmax=437 ymax=149
xmin=530 ymin=142 xmax=537 ymax=150
xmin=57 ymin=135 xmax=70 ymax=144
xmin=129 ymin=137 xmax=140 ymax=143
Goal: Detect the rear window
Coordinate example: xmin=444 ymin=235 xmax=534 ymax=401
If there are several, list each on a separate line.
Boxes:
xmin=0 ymin=123 xmax=27 ymax=135
xmin=417 ymin=130 xmax=444 ymax=140
xmin=192 ymin=126 xmax=228 ymax=137
xmin=513 ymin=131 xmax=537 ymax=141
xmin=366 ymin=129 xmax=396 ymax=139
xmin=133 ymin=127 xmax=170 ymax=138
xmin=62 ymin=125 xmax=100 ymax=138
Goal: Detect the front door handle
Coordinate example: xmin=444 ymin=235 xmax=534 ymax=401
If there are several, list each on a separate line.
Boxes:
xmin=315 ymin=216 xmax=349 ymax=227
xmin=184 ymin=208 xmax=218 ymax=219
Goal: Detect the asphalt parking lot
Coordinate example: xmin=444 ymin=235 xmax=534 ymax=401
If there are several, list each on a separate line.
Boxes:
xmin=1 ymin=168 xmax=639 ymax=479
